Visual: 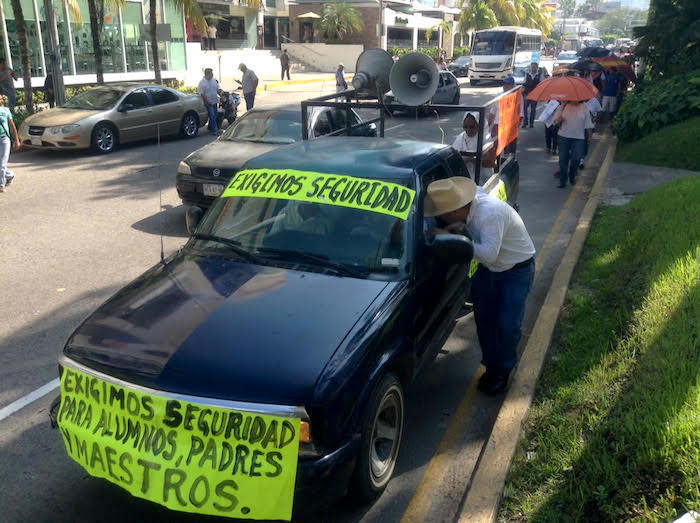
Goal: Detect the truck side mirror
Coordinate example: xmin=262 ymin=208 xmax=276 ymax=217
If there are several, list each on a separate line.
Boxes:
xmin=427 ymin=234 xmax=474 ymax=264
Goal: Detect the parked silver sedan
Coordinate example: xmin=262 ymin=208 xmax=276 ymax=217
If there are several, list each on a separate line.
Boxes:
xmin=19 ymin=84 xmax=209 ymax=154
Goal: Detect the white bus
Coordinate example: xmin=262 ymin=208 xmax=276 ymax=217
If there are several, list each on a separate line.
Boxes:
xmin=469 ymin=26 xmax=543 ymax=85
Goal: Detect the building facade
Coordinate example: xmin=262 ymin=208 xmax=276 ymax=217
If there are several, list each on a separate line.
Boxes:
xmin=0 ymin=0 xmax=188 ymax=86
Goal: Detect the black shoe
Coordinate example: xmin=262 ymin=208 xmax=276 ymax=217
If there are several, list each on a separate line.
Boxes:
xmin=570 ymin=176 xmax=576 ymax=186
xmin=557 ymin=183 xmax=566 ymax=188
xmin=529 ymin=124 xmax=534 ymax=128
xmin=546 ymin=147 xmax=551 ymax=154
xmin=478 ymin=370 xmax=510 ymax=395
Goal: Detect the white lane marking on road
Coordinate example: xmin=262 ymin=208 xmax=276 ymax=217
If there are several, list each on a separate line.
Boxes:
xmin=385 ymin=124 xmax=405 ymax=132
xmin=0 ymin=379 xmax=60 ymax=422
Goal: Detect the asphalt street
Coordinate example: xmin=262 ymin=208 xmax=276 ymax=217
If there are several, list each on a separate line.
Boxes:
xmin=0 ymin=64 xmax=603 ymax=522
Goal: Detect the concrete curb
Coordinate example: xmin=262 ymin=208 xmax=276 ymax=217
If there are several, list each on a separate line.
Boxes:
xmin=259 ymin=74 xmax=351 ymax=92
xmin=457 ymin=132 xmax=618 ymax=523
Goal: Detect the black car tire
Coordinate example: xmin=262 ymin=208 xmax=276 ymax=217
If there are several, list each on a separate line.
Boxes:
xmin=181 ymin=112 xmax=199 ymax=138
xmin=351 ymin=373 xmax=404 ymax=502
xmin=91 ymin=123 xmax=117 ymax=154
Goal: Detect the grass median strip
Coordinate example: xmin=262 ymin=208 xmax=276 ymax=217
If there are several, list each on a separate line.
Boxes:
xmin=499 ymin=176 xmax=700 ymax=521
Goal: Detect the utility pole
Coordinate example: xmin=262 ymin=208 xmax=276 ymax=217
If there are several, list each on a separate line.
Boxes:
xmin=42 ymin=0 xmax=66 ymax=105
xmin=378 ymin=0 xmax=383 ymax=49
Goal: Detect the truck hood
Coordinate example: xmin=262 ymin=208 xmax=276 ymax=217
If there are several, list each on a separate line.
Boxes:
xmin=24 ymin=108 xmax=99 ymax=127
xmin=63 ymin=253 xmax=389 ymax=405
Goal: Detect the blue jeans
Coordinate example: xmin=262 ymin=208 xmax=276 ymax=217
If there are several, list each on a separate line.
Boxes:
xmin=206 ymin=103 xmax=218 ymax=132
xmin=244 ymin=91 xmax=255 ymax=110
xmin=0 ymin=136 xmax=13 ymax=187
xmin=471 ymin=259 xmax=535 ymax=374
xmin=557 ymin=136 xmax=585 ymax=186
xmin=524 ymin=99 xmax=537 ymax=126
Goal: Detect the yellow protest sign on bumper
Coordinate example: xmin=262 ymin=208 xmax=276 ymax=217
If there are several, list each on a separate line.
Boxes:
xmin=57 ymin=365 xmax=300 ymax=520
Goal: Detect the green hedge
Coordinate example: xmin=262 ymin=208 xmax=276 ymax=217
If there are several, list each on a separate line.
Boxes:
xmin=387 ymin=46 xmax=470 ymax=60
xmin=613 ymin=71 xmax=700 ymax=142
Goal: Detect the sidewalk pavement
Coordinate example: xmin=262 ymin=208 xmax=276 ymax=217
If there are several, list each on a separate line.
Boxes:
xmin=603 ymin=161 xmax=699 ymax=206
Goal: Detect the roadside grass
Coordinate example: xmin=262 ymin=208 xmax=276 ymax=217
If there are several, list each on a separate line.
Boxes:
xmin=615 ymin=116 xmax=700 ymax=171
xmin=499 ymin=177 xmax=700 ymax=522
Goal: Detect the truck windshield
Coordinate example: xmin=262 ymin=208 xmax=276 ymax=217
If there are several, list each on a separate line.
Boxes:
xmin=194 ymin=181 xmax=414 ymax=279
xmin=473 ymin=32 xmax=516 ymax=56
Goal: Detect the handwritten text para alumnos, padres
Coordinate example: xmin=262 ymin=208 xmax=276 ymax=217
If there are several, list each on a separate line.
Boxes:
xmin=222 ymin=169 xmax=416 ymax=220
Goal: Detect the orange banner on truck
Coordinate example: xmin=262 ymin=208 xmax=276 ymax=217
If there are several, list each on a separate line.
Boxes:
xmin=496 ymin=91 xmax=522 ymax=156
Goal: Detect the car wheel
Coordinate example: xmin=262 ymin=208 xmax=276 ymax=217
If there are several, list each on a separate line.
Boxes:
xmin=181 ymin=112 xmax=199 ymax=138
xmin=470 ymin=79 xmax=480 ymax=86
xmin=351 ymin=373 xmax=404 ymax=502
xmin=91 ymin=123 xmax=117 ymax=154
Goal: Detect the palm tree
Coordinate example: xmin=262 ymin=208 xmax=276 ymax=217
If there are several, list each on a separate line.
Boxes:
xmin=516 ymin=0 xmax=554 ymax=36
xmin=316 ymin=2 xmax=363 ymax=42
xmin=457 ymin=0 xmax=498 ymax=48
xmin=148 ymin=0 xmax=205 ymax=84
xmin=487 ymin=0 xmax=519 ymax=25
xmin=88 ymin=0 xmax=124 ymax=84
xmin=8 ymin=0 xmax=33 ymax=111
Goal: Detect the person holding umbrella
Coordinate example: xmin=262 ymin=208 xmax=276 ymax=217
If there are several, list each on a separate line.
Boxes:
xmin=526 ymin=76 xmax=597 ymax=188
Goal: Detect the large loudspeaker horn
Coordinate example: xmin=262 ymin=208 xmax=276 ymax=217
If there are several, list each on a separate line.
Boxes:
xmin=389 ymin=52 xmax=439 ymax=106
xmin=352 ymin=48 xmax=394 ymax=95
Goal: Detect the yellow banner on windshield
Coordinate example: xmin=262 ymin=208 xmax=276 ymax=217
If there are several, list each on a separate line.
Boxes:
xmin=57 ymin=367 xmax=300 ymax=521
xmin=222 ymin=169 xmax=416 ymax=220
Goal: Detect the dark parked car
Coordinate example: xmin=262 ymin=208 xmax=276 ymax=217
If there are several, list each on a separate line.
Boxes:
xmin=176 ymin=106 xmax=376 ymax=208
xmin=448 ymin=55 xmax=471 ymax=77
xmin=53 ymin=137 xmax=489 ymax=520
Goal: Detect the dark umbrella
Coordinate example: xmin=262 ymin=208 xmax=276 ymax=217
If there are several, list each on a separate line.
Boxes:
xmin=577 ymin=47 xmax=611 ymax=58
xmin=570 ymin=59 xmax=605 ymax=72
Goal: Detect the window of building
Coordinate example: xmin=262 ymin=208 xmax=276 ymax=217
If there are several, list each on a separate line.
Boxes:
xmin=3 ymin=0 xmax=44 ymax=76
xmin=265 ymin=0 xmax=276 ymax=7
xmin=164 ymin=0 xmax=185 ymax=70
xmin=38 ymin=0 xmax=72 ymax=74
xmin=123 ymin=0 xmax=147 ymax=72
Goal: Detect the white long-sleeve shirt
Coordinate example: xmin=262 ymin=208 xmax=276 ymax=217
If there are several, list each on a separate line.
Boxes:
xmin=466 ymin=187 xmax=535 ymax=272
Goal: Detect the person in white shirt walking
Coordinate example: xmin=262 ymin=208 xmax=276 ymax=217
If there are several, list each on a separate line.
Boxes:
xmin=236 ymin=63 xmax=259 ymax=111
xmin=207 ymin=23 xmax=217 ymax=50
xmin=426 ymin=177 xmax=535 ymax=394
xmin=553 ymin=101 xmax=593 ymax=187
xmin=198 ymin=68 xmax=220 ymax=134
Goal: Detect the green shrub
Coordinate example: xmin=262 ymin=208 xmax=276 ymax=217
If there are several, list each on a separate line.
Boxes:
xmin=452 ymin=46 xmax=471 ymax=58
xmin=613 ymin=70 xmax=700 ymax=142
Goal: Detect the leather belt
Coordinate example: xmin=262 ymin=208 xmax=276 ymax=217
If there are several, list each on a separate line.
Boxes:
xmin=512 ymin=257 xmax=534 ymax=270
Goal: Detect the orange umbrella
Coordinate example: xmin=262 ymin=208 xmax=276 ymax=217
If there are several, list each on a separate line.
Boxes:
xmin=526 ymin=75 xmax=598 ymax=102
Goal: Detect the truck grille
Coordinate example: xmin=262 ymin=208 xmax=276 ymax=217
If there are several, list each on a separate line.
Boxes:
xmin=474 ymin=62 xmax=502 ymax=70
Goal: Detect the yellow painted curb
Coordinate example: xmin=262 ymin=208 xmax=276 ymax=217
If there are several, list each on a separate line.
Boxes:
xmin=457 ymin=132 xmax=618 ymax=523
xmin=260 ymin=74 xmax=352 ymax=92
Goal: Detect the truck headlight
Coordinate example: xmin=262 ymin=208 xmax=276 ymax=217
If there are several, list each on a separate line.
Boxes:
xmin=178 ymin=161 xmax=191 ymax=175
xmin=505 ymin=58 xmax=512 ymax=68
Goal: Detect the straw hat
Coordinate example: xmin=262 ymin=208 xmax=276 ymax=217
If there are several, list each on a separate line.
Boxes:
xmin=424 ymin=177 xmax=477 ymax=217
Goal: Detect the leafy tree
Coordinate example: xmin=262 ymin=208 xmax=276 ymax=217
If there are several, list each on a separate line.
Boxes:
xmin=516 ymin=0 xmax=554 ymax=36
xmin=88 ymin=0 xmax=124 ymax=85
xmin=558 ymin=0 xmax=576 ymax=35
xmin=148 ymin=0 xmax=205 ymax=84
xmin=457 ymin=0 xmax=498 ymax=47
xmin=316 ymin=2 xmax=363 ymax=42
xmin=635 ymin=0 xmax=699 ymax=77
xmin=596 ymin=8 xmax=644 ymax=38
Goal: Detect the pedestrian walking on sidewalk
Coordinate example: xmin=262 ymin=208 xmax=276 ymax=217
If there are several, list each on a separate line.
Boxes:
xmin=553 ymin=101 xmax=592 ymax=188
xmin=425 ymin=177 xmax=535 ymax=395
xmin=207 ymin=23 xmax=217 ymax=50
xmin=539 ymin=99 xmax=560 ymax=154
xmin=0 ymin=94 xmax=20 ymax=193
xmin=601 ymin=67 xmax=622 ymax=121
xmin=237 ymin=63 xmax=259 ymax=111
xmin=522 ymin=62 xmax=544 ymax=128
xmin=0 ymin=59 xmax=17 ymax=112
xmin=280 ymin=49 xmax=291 ymax=81
xmin=335 ymin=63 xmax=348 ymax=101
xmin=198 ymin=68 xmax=219 ymax=135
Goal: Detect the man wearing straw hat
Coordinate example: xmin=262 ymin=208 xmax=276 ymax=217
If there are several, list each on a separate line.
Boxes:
xmin=425 ymin=177 xmax=535 ymax=394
